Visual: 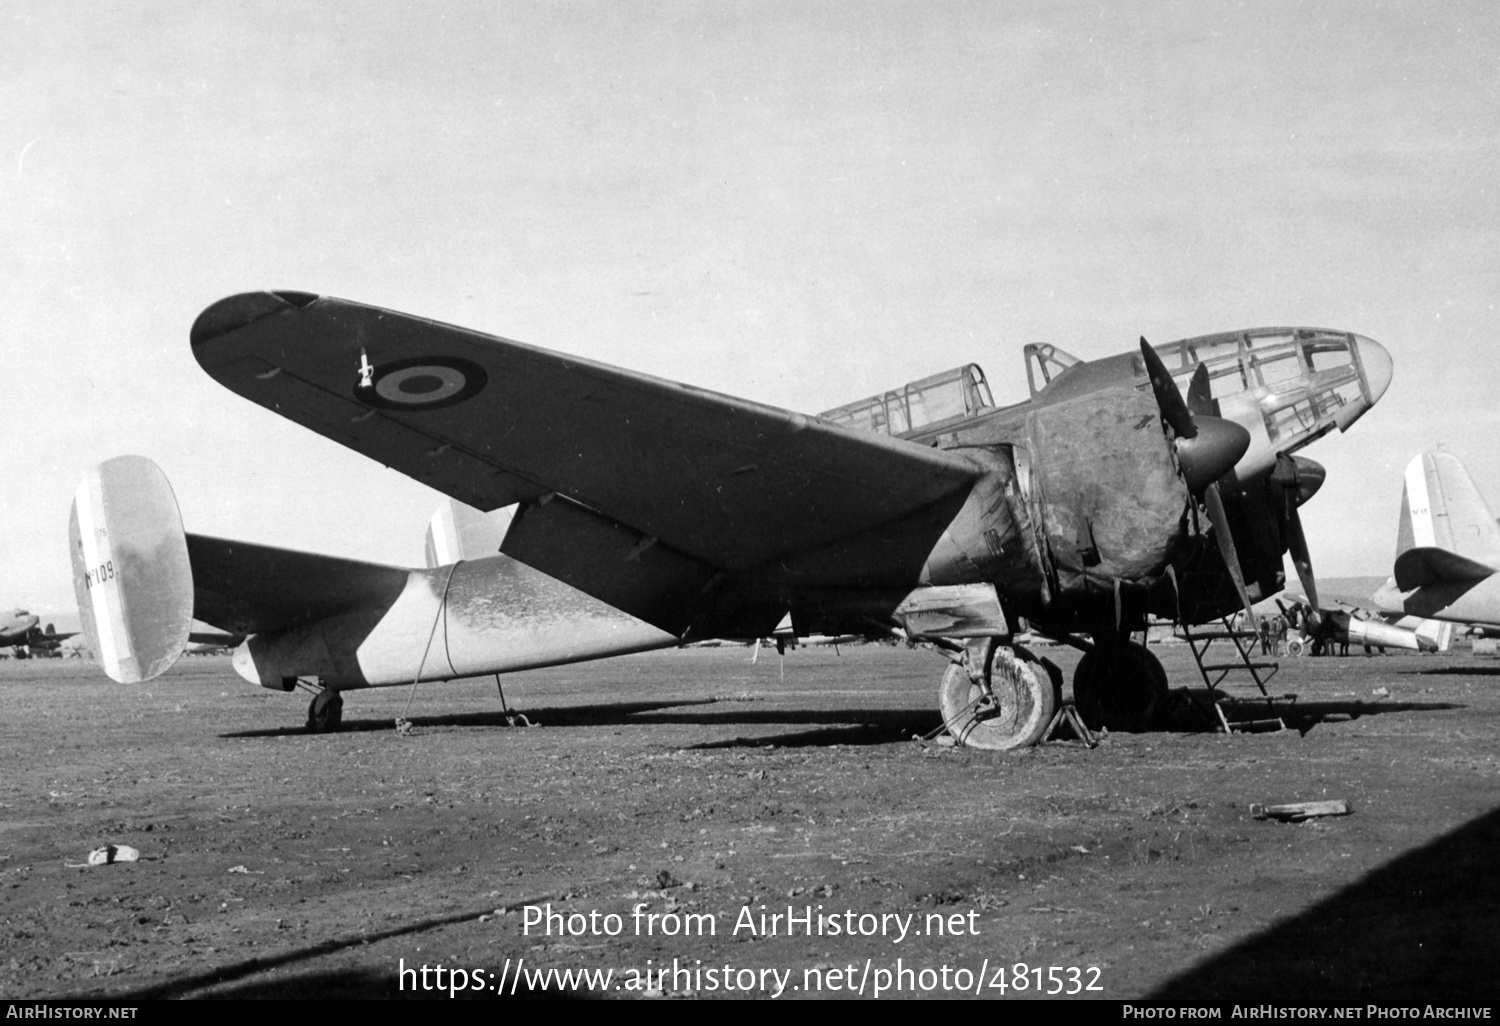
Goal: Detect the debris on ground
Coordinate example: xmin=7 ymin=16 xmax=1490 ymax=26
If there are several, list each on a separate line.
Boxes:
xmin=70 ymin=845 xmax=141 ymax=868
xmin=1249 ymin=799 xmax=1352 ymax=822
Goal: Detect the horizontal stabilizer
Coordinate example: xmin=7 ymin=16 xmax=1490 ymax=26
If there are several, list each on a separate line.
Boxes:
xmin=70 ymin=456 xmax=195 ymax=683
xmin=1393 ymin=546 xmax=1497 ymax=590
xmin=187 ymin=533 xmax=409 ymax=636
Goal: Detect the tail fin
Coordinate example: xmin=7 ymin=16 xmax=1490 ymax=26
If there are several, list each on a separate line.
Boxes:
xmin=1393 ymin=450 xmax=1500 ymax=589
xmin=424 ymin=501 xmax=514 ymax=567
xmin=70 ymin=456 xmax=194 ymax=682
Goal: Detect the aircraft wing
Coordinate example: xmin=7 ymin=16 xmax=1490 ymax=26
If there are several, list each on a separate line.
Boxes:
xmin=192 ymin=292 xmax=982 ymax=571
xmin=186 ymin=533 xmax=409 ymax=636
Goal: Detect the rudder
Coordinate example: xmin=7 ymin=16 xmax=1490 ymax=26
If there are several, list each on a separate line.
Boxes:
xmin=1397 ymin=450 xmax=1500 ymax=565
xmin=70 ymin=456 xmax=194 ymax=682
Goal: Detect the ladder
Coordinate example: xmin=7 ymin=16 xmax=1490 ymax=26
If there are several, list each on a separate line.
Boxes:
xmin=1177 ymin=617 xmax=1293 ymax=732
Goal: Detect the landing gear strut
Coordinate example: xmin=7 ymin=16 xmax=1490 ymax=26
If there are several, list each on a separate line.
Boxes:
xmin=306 ymin=688 xmax=344 ymax=734
xmin=1072 ymin=640 xmax=1167 ymax=733
xmin=939 ymin=639 xmax=1060 ymax=749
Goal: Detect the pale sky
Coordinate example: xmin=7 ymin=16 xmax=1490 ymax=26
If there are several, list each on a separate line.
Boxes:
xmin=4 ymin=1 xmax=1498 ymax=618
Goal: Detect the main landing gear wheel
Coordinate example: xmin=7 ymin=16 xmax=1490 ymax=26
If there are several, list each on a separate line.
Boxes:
xmin=1072 ymin=641 xmax=1167 ymax=733
xmin=306 ymin=690 xmax=344 ymax=734
xmin=939 ymin=642 xmax=1058 ymax=750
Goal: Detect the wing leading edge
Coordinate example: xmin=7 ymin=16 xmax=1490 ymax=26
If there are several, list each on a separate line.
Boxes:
xmin=191 ymin=292 xmax=981 ymax=572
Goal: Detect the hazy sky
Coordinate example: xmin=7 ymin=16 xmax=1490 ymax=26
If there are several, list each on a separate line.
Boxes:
xmin=4 ymin=1 xmax=1498 ymax=618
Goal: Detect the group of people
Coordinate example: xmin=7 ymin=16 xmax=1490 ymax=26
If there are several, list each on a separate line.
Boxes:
xmin=1255 ymin=612 xmax=1293 ymax=656
xmin=1230 ymin=606 xmax=1337 ymax=656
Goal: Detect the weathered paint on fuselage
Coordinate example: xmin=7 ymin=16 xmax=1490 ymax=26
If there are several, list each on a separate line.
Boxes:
xmin=761 ymin=363 xmax=1188 ymax=637
xmin=918 ymin=368 xmax=1186 ymax=630
xmin=233 ymin=552 xmax=678 ymax=690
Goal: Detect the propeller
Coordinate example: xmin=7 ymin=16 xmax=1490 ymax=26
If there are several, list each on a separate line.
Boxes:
xmin=1269 ymin=452 xmax=1326 ymax=614
xmin=1139 ymin=338 xmax=1256 ymax=622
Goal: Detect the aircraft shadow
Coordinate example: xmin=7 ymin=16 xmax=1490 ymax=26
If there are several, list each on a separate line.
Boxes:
xmin=1405 ymin=665 xmax=1500 ymax=677
xmin=189 ymin=966 xmax=591 ymax=999
xmin=95 ymin=891 xmax=591 ymax=1000
xmin=1160 ymin=690 xmax=1462 ymax=736
xmin=219 ymin=699 xmax=720 ymax=738
xmin=221 ymin=699 xmax=936 ymax=747
xmin=221 ymin=690 xmax=1461 ymax=747
xmin=1150 ymin=805 xmax=1500 ymax=1001
xmin=685 ymin=714 xmax=938 ymax=749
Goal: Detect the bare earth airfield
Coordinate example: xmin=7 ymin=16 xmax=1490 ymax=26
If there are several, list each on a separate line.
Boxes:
xmin=3 ymin=642 xmax=1498 ymax=1001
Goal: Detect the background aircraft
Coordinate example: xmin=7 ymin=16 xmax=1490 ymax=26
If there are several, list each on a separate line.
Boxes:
xmin=75 ymin=293 xmax=1391 ymax=746
xmin=1373 ymin=450 xmax=1500 ymax=631
xmin=0 ymin=610 xmax=75 ymax=659
xmin=1274 ymin=595 xmax=1451 ymax=656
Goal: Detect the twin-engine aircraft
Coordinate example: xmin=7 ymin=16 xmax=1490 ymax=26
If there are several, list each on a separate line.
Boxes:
xmin=1373 ymin=450 xmax=1500 ymax=631
xmin=0 ymin=610 xmax=75 ymax=658
xmin=72 ymin=292 xmax=1392 ymax=745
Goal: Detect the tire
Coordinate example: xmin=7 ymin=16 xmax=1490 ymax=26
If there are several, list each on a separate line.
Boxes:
xmin=306 ymin=691 xmax=344 ymax=734
xmin=1072 ymin=641 xmax=1168 ymax=733
xmin=939 ymin=645 xmax=1057 ymax=750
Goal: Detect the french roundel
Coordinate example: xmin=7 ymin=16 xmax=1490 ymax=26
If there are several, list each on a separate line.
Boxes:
xmin=357 ymin=357 xmax=488 ymax=411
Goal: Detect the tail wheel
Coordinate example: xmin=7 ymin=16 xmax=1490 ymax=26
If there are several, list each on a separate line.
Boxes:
xmin=1286 ymin=636 xmax=1306 ymax=657
xmin=939 ymin=642 xmax=1058 ymax=750
xmin=306 ymin=690 xmax=344 ymax=734
xmin=1072 ymin=641 xmax=1167 ymax=733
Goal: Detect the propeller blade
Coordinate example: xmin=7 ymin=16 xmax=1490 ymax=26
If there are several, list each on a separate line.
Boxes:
xmin=1203 ymin=481 xmax=1257 ymax=624
xmin=1139 ymin=337 xmax=1196 ymax=439
xmin=1269 ymin=452 xmax=1322 ymax=611
xmin=1185 ymin=363 xmax=1215 ymax=419
xmin=1284 ymin=504 xmax=1320 ymax=612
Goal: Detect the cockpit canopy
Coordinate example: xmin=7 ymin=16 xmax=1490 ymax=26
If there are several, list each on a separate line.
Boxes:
xmin=1147 ymin=328 xmax=1389 ymax=446
xmin=819 ymin=364 xmax=995 ymax=440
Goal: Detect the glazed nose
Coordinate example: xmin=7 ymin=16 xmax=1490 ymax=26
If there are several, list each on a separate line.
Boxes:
xmin=1354 ymin=334 xmax=1393 ymax=405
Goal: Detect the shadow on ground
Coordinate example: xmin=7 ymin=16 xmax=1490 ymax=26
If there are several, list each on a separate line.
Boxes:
xmin=1406 ymin=665 xmax=1500 ymax=677
xmin=197 ymin=967 xmax=590 ymax=1000
xmin=222 ymin=698 xmax=936 ymax=745
xmin=1151 ymin=805 xmax=1500 ymax=1001
xmin=103 ymin=894 xmax=596 ymax=1000
xmin=1159 ymin=689 xmax=1462 ymax=737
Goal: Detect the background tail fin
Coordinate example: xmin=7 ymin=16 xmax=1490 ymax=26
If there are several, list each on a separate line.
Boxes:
xmin=70 ymin=456 xmax=194 ymax=682
xmin=1397 ymin=450 xmax=1500 ymax=564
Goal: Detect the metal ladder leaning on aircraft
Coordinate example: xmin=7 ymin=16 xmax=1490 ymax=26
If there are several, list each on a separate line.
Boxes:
xmin=72 ymin=293 xmax=1393 ymax=746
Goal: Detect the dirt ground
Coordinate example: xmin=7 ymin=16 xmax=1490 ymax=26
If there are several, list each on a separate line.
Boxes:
xmin=2 ymin=640 xmax=1498 ymax=1002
